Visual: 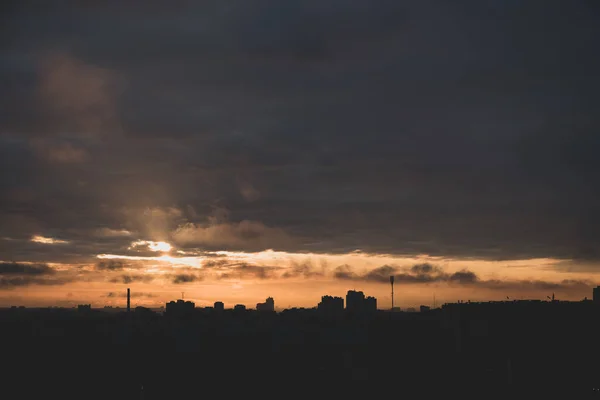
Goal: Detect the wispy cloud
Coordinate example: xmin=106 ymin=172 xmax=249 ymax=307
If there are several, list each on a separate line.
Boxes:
xmin=31 ymin=235 xmax=69 ymax=245
xmin=171 ymin=273 xmax=201 ymax=284
xmin=218 ymin=263 xmax=282 ymax=280
xmin=109 ymin=274 xmax=154 ymax=284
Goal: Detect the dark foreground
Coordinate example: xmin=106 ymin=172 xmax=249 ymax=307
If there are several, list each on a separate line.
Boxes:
xmin=3 ymin=303 xmax=600 ymax=399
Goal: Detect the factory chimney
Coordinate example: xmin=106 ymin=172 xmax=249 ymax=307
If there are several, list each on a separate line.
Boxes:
xmin=127 ymin=288 xmax=131 ymax=313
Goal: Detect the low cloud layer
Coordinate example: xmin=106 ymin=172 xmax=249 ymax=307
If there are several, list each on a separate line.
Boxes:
xmin=0 ymin=276 xmax=73 ymax=288
xmin=96 ymin=260 xmax=126 ymax=271
xmin=0 ymin=262 xmax=55 ymax=275
xmin=108 ymin=274 xmax=154 ymax=284
xmin=218 ymin=263 xmax=282 ymax=280
xmin=0 ymin=261 xmax=72 ymax=288
xmin=171 ymin=273 xmax=201 ymax=284
xmin=155 ymin=258 xmax=597 ymax=296
xmin=334 ymin=263 xmax=595 ymax=293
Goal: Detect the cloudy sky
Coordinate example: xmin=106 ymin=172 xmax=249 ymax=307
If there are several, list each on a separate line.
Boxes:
xmin=1 ymin=0 xmax=599 ymax=309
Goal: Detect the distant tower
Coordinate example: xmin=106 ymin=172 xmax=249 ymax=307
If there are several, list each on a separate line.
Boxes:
xmin=390 ymin=275 xmax=394 ymax=309
xmin=127 ymin=288 xmax=130 ymax=313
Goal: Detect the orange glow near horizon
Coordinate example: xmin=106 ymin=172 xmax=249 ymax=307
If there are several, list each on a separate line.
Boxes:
xmin=2 ymin=248 xmax=599 ymax=309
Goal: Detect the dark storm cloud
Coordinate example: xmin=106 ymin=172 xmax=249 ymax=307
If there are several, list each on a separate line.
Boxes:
xmin=334 ymin=263 xmax=596 ymax=292
xmin=2 ymin=1 xmax=600 ymax=262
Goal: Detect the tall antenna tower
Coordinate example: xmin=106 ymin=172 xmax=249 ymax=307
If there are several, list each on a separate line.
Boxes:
xmin=390 ymin=275 xmax=395 ymax=309
xmin=181 ymin=292 xmax=184 ymax=300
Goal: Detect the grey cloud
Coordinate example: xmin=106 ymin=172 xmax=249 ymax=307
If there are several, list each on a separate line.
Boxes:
xmin=479 ymin=278 xmax=594 ymax=292
xmin=171 ymin=220 xmax=295 ymax=252
xmin=171 ymin=273 xmax=200 ymax=284
xmin=0 ymin=276 xmax=72 ymax=288
xmin=219 ymin=263 xmax=282 ymax=280
xmin=202 ymin=259 xmax=231 ymax=269
xmin=96 ymin=260 xmax=125 ymax=271
xmin=0 ymin=261 xmax=78 ymax=289
xmin=543 ymin=260 xmax=600 ymax=274
xmin=334 ymin=263 xmax=596 ymax=293
xmin=109 ymin=274 xmax=154 ymax=284
xmin=410 ymin=264 xmax=442 ymax=275
xmin=449 ymin=270 xmax=478 ymax=284
xmin=364 ymin=265 xmax=398 ymax=282
xmin=0 ymin=261 xmax=55 ymax=275
xmin=337 ymin=263 xmax=454 ymax=284
xmin=281 ymin=260 xmax=325 ymax=279
xmin=333 ymin=264 xmax=358 ymax=280
xmin=1 ymin=1 xmax=600 ymax=263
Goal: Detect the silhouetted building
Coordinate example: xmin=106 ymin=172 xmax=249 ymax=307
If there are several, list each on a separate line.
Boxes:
xmin=365 ymin=296 xmax=377 ymax=312
xmin=346 ymin=290 xmax=377 ymax=313
xmin=77 ymin=304 xmax=91 ymax=312
xmin=256 ymin=297 xmax=275 ymax=311
xmin=318 ymin=295 xmax=344 ymax=312
xmin=135 ymin=306 xmax=154 ymax=316
xmin=346 ymin=290 xmax=365 ymax=312
xmin=214 ymin=301 xmax=224 ymax=311
xmin=594 ymin=286 xmax=600 ymax=306
xmin=420 ymin=305 xmax=431 ymax=312
xmin=165 ymin=299 xmax=195 ymax=317
xmin=127 ymin=288 xmax=130 ymax=313
xmin=233 ymin=304 xmax=246 ymax=311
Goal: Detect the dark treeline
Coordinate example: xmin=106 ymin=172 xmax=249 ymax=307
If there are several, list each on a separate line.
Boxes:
xmin=3 ymin=301 xmax=600 ymax=399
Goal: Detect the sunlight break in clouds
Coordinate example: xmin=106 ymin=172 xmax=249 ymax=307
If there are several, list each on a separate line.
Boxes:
xmin=128 ymin=240 xmax=172 ymax=253
xmin=96 ymin=253 xmax=200 ymax=268
xmin=31 ymin=235 xmax=69 ymax=244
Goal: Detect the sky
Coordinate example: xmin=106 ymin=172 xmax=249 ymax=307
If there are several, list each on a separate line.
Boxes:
xmin=1 ymin=0 xmax=600 ymax=309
